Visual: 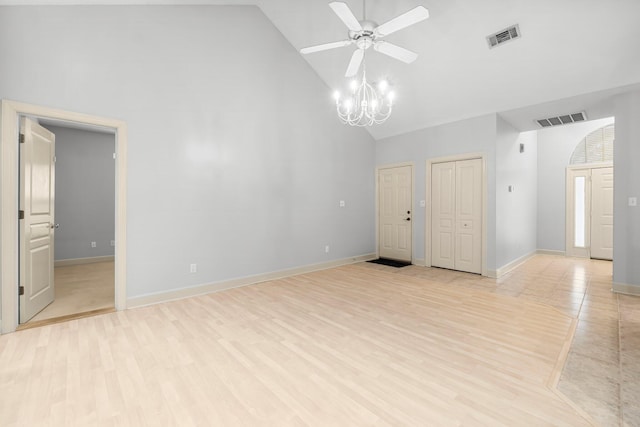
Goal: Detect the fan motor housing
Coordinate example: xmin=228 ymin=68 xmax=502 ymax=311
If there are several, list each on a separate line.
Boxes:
xmin=349 ymin=20 xmax=378 ymax=47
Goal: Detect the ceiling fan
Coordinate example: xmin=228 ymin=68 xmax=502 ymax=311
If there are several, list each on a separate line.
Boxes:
xmin=300 ymin=1 xmax=429 ymax=77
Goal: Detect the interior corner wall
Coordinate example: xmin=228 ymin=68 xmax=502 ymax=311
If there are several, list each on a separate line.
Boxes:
xmin=495 ymin=117 xmax=537 ymax=268
xmin=612 ymin=89 xmax=640 ymax=289
xmin=536 ymin=117 xmax=615 ymax=253
xmin=43 ymin=125 xmax=115 ymax=261
xmin=0 ymin=5 xmax=376 ymax=301
xmin=375 ymin=113 xmax=497 ymax=270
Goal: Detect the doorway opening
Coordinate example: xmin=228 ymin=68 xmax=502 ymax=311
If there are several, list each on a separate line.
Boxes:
xmin=1 ymin=100 xmax=127 ymax=334
xmin=22 ymin=120 xmax=117 ymax=327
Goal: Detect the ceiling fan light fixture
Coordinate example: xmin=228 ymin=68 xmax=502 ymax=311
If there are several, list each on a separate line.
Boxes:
xmin=301 ymin=1 xmax=428 ymax=126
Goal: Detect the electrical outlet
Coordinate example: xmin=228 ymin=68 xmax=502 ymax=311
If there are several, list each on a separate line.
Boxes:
xmin=339 ymin=200 xmax=345 ymax=207
xmin=91 ymin=241 xmax=96 ymax=248
xmin=190 ymin=263 xmax=197 ymax=273
xmin=325 ymin=245 xmax=330 ymax=253
xmin=629 ymin=197 xmax=638 ymax=207
xmin=110 ymin=240 xmax=115 ymax=247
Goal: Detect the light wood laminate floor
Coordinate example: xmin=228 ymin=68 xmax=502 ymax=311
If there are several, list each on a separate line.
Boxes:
xmin=29 ymin=261 xmax=115 ymax=323
xmin=0 ymin=256 xmax=612 ymax=426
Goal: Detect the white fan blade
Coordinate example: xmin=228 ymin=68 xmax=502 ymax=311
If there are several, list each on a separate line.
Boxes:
xmin=329 ymin=1 xmax=363 ymax=32
xmin=300 ymin=40 xmax=352 ymax=54
xmin=374 ymin=41 xmax=418 ymax=63
xmin=345 ymin=49 xmax=364 ymax=77
xmin=375 ymin=6 xmax=429 ymax=37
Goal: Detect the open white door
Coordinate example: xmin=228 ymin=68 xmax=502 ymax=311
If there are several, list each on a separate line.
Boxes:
xmin=19 ymin=117 xmax=56 ymax=323
xmin=378 ymin=165 xmax=412 ymax=262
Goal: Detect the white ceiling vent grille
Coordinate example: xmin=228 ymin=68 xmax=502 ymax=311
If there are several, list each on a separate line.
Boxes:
xmin=536 ymin=112 xmax=587 ymax=128
xmin=487 ymin=24 xmax=521 ymax=48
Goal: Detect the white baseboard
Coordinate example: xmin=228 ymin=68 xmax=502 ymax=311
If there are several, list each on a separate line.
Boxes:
xmin=536 ymin=249 xmax=566 ymax=256
xmin=55 ymin=255 xmax=115 ymax=267
xmin=613 ymin=282 xmax=640 ymax=296
xmin=492 ymin=251 xmax=537 ymax=279
xmin=127 ymin=253 xmax=377 ymax=309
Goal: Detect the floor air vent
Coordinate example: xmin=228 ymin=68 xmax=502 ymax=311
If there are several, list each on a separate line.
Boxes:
xmin=536 ymin=112 xmax=587 ymax=128
xmin=487 ymin=24 xmax=521 ymax=48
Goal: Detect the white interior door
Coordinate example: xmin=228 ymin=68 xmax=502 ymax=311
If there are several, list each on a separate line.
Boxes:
xmin=378 ymin=165 xmax=412 ymax=262
xmin=591 ymin=167 xmax=613 ymax=260
xmin=454 ymin=159 xmax=482 ymax=274
xmin=431 ymin=162 xmax=455 ymax=269
xmin=19 ymin=117 xmax=56 ymax=323
xmin=431 ymin=159 xmax=482 ymax=274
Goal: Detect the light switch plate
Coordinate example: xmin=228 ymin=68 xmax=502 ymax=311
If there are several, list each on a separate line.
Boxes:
xmin=629 ymin=197 xmax=637 ymax=207
xmin=419 ymin=200 xmax=426 ymax=208
xmin=339 ymin=200 xmax=345 ymax=207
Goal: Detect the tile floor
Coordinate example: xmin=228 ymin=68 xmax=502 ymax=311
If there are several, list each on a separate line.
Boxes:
xmin=369 ymin=255 xmax=638 ymax=427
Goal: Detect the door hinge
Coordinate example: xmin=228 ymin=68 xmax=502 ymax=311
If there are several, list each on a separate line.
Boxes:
xmin=18 ymin=286 xmax=24 ymax=296
xmin=19 ymin=133 xmax=25 ymax=144
xmin=18 ymin=210 xmax=24 ymax=220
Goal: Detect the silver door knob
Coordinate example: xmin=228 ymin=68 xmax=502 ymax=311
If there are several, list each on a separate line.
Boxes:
xmin=51 ymin=223 xmax=59 ymax=229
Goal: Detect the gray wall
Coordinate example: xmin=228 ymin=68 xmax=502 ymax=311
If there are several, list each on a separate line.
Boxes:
xmin=613 ymin=90 xmax=640 ymax=288
xmin=44 ymin=125 xmax=115 ymax=261
xmin=495 ymin=117 xmax=538 ymax=267
xmin=536 ymin=117 xmax=615 ymax=252
xmin=376 ymin=114 xmax=497 ymax=270
xmin=0 ymin=5 xmax=376 ymax=300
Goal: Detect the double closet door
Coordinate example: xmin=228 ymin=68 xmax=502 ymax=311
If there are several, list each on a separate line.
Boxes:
xmin=431 ymin=159 xmax=482 ymax=274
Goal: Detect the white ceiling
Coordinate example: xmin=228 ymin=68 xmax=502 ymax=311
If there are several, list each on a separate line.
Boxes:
xmin=4 ymin=0 xmax=640 ymax=139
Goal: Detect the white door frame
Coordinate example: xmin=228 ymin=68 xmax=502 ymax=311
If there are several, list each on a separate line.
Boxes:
xmin=425 ymin=153 xmax=487 ymax=276
xmin=565 ymin=162 xmax=613 ymax=258
xmin=1 ymin=99 xmax=128 ymax=334
xmin=375 ymin=162 xmax=414 ymax=262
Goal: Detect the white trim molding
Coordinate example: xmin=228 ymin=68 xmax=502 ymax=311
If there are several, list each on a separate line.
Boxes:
xmin=54 ymin=255 xmax=115 ymax=268
xmin=1 ymin=99 xmax=127 ymax=334
xmin=536 ymin=249 xmax=566 ymax=256
xmin=613 ymin=282 xmax=640 ymax=296
xmin=128 ymin=253 xmax=377 ymax=309
xmin=492 ymin=251 xmax=537 ymax=279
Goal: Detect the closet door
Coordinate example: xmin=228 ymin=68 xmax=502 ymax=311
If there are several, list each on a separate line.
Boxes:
xmin=431 ymin=162 xmax=455 ymax=269
xmin=431 ymin=159 xmax=482 ymax=273
xmin=454 ymin=159 xmax=482 ymax=274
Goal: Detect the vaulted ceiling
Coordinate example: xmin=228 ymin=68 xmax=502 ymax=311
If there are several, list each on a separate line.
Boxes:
xmin=5 ymin=0 xmax=640 ymax=139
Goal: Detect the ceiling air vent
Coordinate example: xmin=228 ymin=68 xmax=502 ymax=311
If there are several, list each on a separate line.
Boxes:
xmin=487 ymin=24 xmax=521 ymax=48
xmin=536 ymin=112 xmax=587 ymax=128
